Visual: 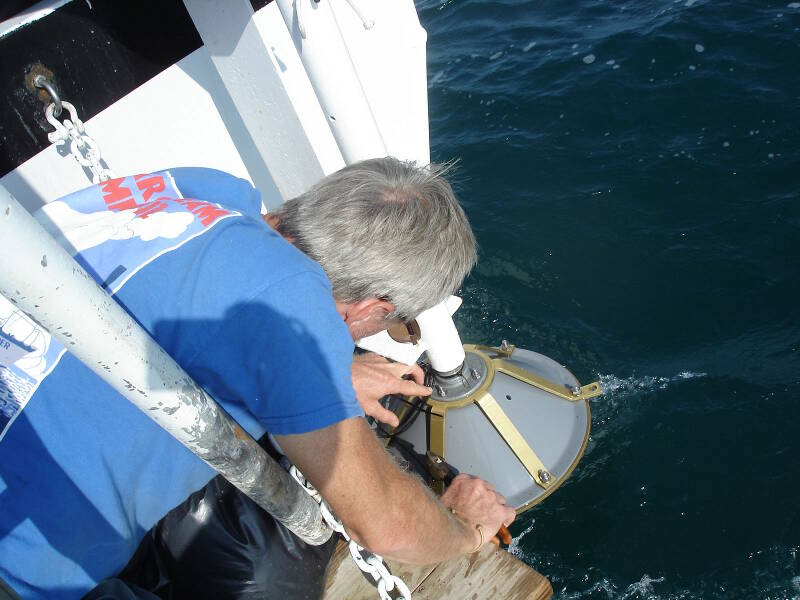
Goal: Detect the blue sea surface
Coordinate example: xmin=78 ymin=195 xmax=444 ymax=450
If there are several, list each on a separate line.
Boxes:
xmin=416 ymin=0 xmax=800 ymax=597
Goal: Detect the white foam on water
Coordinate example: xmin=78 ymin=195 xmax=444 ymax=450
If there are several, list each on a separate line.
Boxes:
xmin=508 ymin=518 xmax=536 ymax=559
xmin=606 ymin=59 xmax=616 ymax=65
xmin=489 ymin=51 xmax=503 ymax=60
xmin=523 ymin=41 xmax=536 ymax=52
xmin=789 ymin=2 xmax=800 ymax=8
xmin=583 ymin=53 xmax=596 ymax=64
xmin=620 ymin=574 xmax=666 ymax=599
xmin=597 ymin=371 xmax=707 ymax=397
xmin=792 ymin=575 xmax=800 ymax=593
xmin=686 ymin=0 xmax=698 ymax=5
xmin=723 ymin=141 xmax=730 ymax=147
xmin=695 ymin=43 xmax=705 ymax=52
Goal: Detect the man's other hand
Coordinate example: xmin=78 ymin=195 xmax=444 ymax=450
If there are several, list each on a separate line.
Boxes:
xmin=352 ymin=352 xmax=431 ymax=427
xmin=440 ymin=474 xmax=517 ymax=552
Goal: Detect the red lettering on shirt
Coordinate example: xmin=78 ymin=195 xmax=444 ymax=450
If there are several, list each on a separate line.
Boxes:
xmin=135 ymin=175 xmax=166 ymax=202
xmin=134 ymin=200 xmax=169 ymax=219
xmin=193 ymin=204 xmax=229 ymax=226
xmin=100 ymin=178 xmax=134 ymax=208
xmin=181 ymin=199 xmax=203 ymax=212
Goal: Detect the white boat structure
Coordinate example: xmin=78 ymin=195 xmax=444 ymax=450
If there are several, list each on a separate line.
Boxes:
xmin=0 ymin=1 xmax=602 ymax=597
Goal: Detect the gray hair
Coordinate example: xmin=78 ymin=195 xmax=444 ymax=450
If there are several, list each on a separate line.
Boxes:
xmin=273 ymin=157 xmax=477 ymax=320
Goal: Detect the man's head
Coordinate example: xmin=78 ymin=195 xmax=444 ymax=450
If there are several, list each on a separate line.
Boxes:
xmin=272 ymin=157 xmax=477 ymax=338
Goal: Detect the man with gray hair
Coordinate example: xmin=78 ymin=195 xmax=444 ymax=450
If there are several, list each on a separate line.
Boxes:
xmin=268 ymin=157 xmax=479 ymax=424
xmin=0 ymin=158 xmax=514 ymax=599
xmin=266 ymin=157 xmax=514 ymax=563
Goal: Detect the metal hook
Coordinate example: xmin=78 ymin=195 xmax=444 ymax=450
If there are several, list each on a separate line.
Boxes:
xmin=33 ymin=74 xmax=62 ymax=118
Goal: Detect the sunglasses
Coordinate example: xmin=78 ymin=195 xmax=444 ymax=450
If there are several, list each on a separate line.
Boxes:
xmin=386 ymin=319 xmax=421 ymax=344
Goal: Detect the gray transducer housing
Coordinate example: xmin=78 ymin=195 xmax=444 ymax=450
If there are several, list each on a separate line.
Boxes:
xmin=399 ymin=344 xmax=598 ymax=512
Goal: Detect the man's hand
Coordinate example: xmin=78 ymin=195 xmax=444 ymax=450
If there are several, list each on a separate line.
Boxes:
xmin=352 ymin=352 xmax=432 ymax=427
xmin=276 ymin=418 xmax=507 ymax=564
xmin=440 ymin=474 xmax=516 ymax=551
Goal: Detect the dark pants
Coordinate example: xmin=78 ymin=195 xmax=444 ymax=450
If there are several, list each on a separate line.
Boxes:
xmin=97 ymin=437 xmax=338 ymax=600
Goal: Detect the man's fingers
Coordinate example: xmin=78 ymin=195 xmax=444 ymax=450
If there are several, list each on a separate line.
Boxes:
xmin=366 ymin=403 xmax=400 ymax=428
xmin=395 ymin=377 xmax=432 ymax=398
xmin=402 ymin=362 xmax=426 ymax=385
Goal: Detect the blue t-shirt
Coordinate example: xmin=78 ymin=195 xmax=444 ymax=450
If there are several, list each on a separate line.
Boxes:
xmin=0 ymin=168 xmax=363 ymax=599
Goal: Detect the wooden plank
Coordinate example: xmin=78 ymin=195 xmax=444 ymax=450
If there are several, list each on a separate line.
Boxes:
xmin=324 ymin=540 xmax=552 ymax=600
xmin=411 ymin=545 xmax=552 ymax=600
xmin=324 ymin=540 xmax=436 ymax=600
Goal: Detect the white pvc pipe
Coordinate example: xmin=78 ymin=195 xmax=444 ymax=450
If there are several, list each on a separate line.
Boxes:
xmin=0 ymin=185 xmax=331 ymax=545
xmin=415 ymin=301 xmax=466 ymax=374
xmin=276 ymin=0 xmax=387 ymax=164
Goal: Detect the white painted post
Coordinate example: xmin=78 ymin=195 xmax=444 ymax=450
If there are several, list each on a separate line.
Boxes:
xmin=276 ymin=0 xmax=388 ymax=164
xmin=183 ymin=0 xmax=328 ymax=204
xmin=0 ymin=185 xmax=331 ymax=546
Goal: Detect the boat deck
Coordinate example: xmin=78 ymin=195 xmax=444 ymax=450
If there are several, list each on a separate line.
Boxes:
xmin=324 ymin=540 xmax=553 ymax=599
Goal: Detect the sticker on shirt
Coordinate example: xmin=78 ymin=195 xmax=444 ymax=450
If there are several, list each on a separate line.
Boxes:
xmin=35 ymin=170 xmax=239 ymax=293
xmin=0 ymin=171 xmax=239 ymax=442
xmin=0 ymin=296 xmax=66 ymax=442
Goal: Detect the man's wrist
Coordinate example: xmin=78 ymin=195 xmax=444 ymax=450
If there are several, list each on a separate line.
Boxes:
xmin=448 ymin=507 xmax=482 ymax=554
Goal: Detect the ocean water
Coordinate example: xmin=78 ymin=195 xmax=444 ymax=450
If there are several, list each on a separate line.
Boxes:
xmin=415 ymin=0 xmax=800 ymax=597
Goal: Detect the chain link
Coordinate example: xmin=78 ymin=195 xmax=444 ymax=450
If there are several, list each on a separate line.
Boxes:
xmin=288 ymin=465 xmax=412 ymax=600
xmin=44 ymin=101 xmax=115 ymax=184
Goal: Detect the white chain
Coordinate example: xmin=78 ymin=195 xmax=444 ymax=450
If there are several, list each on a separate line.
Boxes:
xmin=288 ymin=465 xmax=411 ymax=600
xmin=44 ymin=101 xmax=115 ymax=184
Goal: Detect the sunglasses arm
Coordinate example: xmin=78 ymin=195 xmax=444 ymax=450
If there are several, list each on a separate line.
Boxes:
xmin=356 ymin=296 xmax=466 ymax=375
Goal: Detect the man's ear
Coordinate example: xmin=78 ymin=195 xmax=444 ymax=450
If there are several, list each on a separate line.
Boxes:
xmin=336 ymin=297 xmax=396 ymax=340
xmin=341 ymin=298 xmax=394 ymax=325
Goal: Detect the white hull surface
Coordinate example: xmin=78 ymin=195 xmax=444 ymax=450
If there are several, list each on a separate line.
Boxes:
xmin=1 ymin=0 xmax=429 ymax=211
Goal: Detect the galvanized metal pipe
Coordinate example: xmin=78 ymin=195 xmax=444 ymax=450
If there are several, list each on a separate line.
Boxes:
xmin=0 ymin=185 xmax=331 ymax=545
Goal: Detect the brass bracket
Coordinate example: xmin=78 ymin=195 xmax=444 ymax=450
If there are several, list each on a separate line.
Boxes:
xmin=494 ymin=359 xmax=602 ymax=402
xmin=473 ymin=342 xmax=515 ymax=359
xmin=475 ymin=392 xmax=552 ymax=489
xmin=427 ymin=409 xmax=446 ymax=459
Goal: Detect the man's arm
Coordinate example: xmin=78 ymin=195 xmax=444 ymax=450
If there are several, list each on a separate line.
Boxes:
xmin=275 ymin=417 xmax=515 ymax=565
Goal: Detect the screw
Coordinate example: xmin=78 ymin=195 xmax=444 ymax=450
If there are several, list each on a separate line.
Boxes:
xmin=435 ymin=384 xmax=446 ymax=397
xmin=571 ymin=385 xmax=581 ymax=396
xmin=538 ymin=469 xmax=552 ymax=484
xmin=500 ymin=339 xmax=510 ymax=351
xmin=470 ymin=368 xmax=480 ymax=380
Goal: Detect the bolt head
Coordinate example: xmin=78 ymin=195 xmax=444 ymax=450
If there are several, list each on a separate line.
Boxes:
xmin=500 ymin=339 xmax=510 ymax=351
xmin=538 ymin=469 xmax=552 ymax=484
xmin=470 ymin=368 xmax=480 ymax=380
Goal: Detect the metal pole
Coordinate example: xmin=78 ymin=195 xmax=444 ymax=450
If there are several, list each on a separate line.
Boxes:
xmin=0 ymin=185 xmax=331 ymax=546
